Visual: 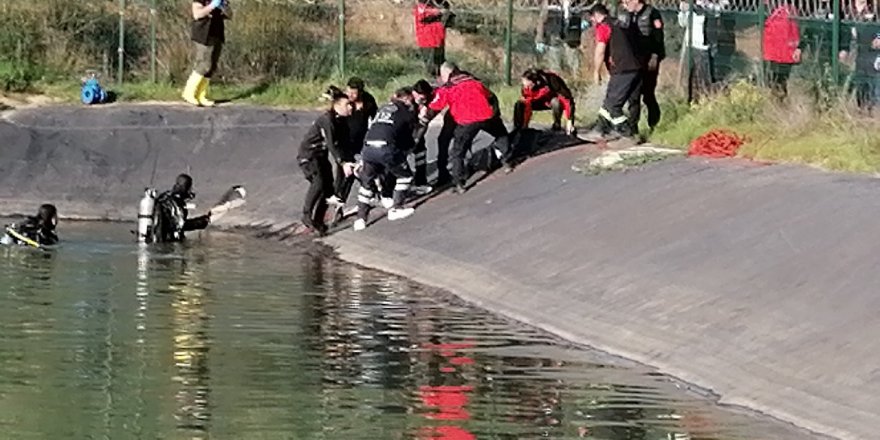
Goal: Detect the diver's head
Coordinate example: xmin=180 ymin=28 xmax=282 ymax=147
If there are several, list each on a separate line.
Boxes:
xmin=37 ymin=204 xmax=58 ymax=230
xmin=172 ymin=173 xmax=194 ymax=199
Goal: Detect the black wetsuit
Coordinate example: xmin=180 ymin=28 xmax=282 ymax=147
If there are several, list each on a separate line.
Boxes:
xmin=3 ymin=217 xmax=58 ymax=246
xmin=298 ymin=110 xmax=349 ymax=232
xmin=152 ymin=190 xmax=210 ymax=243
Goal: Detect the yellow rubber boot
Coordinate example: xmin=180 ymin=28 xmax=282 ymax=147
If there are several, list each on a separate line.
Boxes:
xmin=196 ymin=77 xmax=215 ymax=107
xmin=182 ymin=71 xmax=203 ymax=106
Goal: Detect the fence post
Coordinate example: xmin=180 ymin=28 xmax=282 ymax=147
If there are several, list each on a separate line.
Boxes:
xmin=338 ymin=0 xmax=346 ymax=78
xmin=150 ymin=0 xmax=157 ymax=82
xmin=118 ymin=0 xmax=126 ymax=84
xmin=686 ymin=0 xmax=694 ymax=103
xmin=831 ymin=0 xmax=840 ymax=85
xmin=504 ymin=0 xmax=514 ymax=85
xmin=758 ymin=0 xmax=765 ymax=86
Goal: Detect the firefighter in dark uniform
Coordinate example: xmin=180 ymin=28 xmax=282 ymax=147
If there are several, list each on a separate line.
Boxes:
xmin=297 ymin=88 xmax=353 ymax=236
xmin=622 ymin=0 xmax=665 ymax=134
xmin=412 ymin=79 xmax=456 ymax=187
xmin=428 ymin=62 xmax=514 ymax=194
xmin=588 ymin=3 xmax=643 ymax=139
xmin=354 ymin=88 xmax=420 ymax=232
xmin=513 ymin=68 xmax=576 ymax=134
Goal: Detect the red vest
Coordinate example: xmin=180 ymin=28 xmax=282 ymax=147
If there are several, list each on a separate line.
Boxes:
xmin=414 ymin=3 xmax=446 ymax=48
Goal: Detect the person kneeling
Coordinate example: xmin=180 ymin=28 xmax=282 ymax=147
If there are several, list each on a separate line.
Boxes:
xmin=354 ymin=88 xmax=423 ymax=231
xmin=1 ymin=204 xmax=59 ymax=247
xmin=514 ymin=68 xmax=576 ymax=135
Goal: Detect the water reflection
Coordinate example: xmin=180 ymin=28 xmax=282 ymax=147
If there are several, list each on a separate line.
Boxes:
xmin=0 ymin=223 xmax=813 ymax=440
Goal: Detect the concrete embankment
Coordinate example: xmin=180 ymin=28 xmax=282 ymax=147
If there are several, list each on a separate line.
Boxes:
xmin=2 ymin=104 xmax=878 ymax=440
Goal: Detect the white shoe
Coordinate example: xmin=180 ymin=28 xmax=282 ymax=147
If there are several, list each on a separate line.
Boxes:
xmin=387 ymin=207 xmax=414 ymax=221
xmin=412 ymin=185 xmax=433 ymax=196
xmin=327 ymin=195 xmax=343 ymax=207
xmin=381 ymin=197 xmax=394 ymax=209
xmin=353 ymin=219 xmax=366 ymax=231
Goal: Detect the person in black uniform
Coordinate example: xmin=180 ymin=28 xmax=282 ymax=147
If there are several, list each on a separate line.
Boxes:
xmin=412 ymin=79 xmax=457 ymax=187
xmin=328 ymin=77 xmax=379 ymax=216
xmin=298 ymin=88 xmax=353 ymax=236
xmin=1 ymin=204 xmax=59 ymax=247
xmin=151 ymin=174 xmax=212 ymax=243
xmin=588 ymin=3 xmax=643 ymax=139
xmin=622 ymin=0 xmax=665 ymax=134
xmin=353 ymin=88 xmax=420 ymax=232
xmin=182 ymin=0 xmax=232 ymax=107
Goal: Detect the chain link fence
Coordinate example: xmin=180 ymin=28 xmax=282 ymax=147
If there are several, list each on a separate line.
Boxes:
xmin=1 ymin=0 xmax=877 ymax=102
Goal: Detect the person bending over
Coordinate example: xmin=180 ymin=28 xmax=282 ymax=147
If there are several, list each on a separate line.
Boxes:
xmin=514 ymin=68 xmax=576 ymax=135
xmin=328 ymin=77 xmax=378 ymax=216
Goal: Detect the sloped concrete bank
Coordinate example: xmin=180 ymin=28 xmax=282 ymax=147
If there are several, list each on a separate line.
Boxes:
xmin=2 ymin=104 xmax=878 ymax=440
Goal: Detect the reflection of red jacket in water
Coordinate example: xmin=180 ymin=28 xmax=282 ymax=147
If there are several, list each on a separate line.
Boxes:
xmin=417 ymin=341 xmax=477 ymax=440
xmin=763 ymin=4 xmax=800 ymax=64
xmin=414 ymin=2 xmax=446 ymax=48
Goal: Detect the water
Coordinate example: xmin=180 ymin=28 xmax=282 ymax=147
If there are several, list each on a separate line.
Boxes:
xmin=0 ymin=221 xmax=811 ymax=440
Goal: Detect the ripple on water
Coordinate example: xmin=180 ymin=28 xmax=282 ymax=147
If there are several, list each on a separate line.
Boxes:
xmin=0 ymin=221 xmax=814 ymax=440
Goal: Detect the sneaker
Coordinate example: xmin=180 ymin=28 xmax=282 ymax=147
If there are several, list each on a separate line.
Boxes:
xmin=326 ymin=195 xmax=344 ymax=207
xmin=353 ymin=219 xmax=366 ymax=231
xmin=387 ymin=207 xmax=415 ymax=221
xmin=412 ymin=185 xmax=433 ymax=196
xmin=381 ymin=197 xmax=394 ymax=209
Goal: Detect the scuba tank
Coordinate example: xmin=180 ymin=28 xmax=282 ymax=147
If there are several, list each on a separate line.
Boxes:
xmin=137 ymin=188 xmax=158 ymax=243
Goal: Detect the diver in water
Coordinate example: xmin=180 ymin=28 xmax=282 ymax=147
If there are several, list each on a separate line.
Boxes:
xmin=1 ymin=204 xmax=59 ymax=247
xmin=150 ymin=174 xmax=211 ymax=243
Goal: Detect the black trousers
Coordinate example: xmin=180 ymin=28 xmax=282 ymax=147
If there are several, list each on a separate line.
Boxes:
xmin=600 ymin=71 xmax=642 ymax=135
xmin=332 ymin=161 xmax=356 ymax=203
xmin=299 ymin=156 xmax=334 ymax=229
xmin=414 ymin=111 xmax=455 ymax=185
xmin=451 ymin=116 xmax=510 ymax=186
xmin=421 ymin=46 xmax=445 ymax=77
xmin=357 ymin=154 xmax=413 ymax=221
xmin=628 ymin=67 xmax=661 ymax=131
xmin=767 ymin=62 xmax=793 ymax=100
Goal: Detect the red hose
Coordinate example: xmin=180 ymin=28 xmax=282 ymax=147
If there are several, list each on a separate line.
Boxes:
xmin=687 ymin=129 xmax=747 ymax=158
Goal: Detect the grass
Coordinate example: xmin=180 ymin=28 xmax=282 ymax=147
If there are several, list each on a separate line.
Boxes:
xmin=649 ymin=80 xmax=880 ymax=174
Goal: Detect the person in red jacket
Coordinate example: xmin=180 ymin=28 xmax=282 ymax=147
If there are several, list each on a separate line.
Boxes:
xmin=414 ymin=0 xmax=454 ymax=77
xmin=763 ymin=0 xmax=801 ymax=100
xmin=428 ymin=62 xmax=513 ymax=194
xmin=513 ymin=68 xmax=576 ymax=135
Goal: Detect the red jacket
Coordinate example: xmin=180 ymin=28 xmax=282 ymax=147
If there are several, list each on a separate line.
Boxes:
xmin=521 ymin=70 xmax=573 ymax=120
xmin=429 ymin=73 xmax=495 ymax=125
xmin=414 ymin=3 xmax=446 ymax=48
xmin=763 ymin=5 xmax=800 ymax=64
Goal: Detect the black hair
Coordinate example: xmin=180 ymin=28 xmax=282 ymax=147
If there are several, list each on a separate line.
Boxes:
xmin=346 ymin=76 xmax=365 ymax=91
xmin=172 ymin=173 xmax=194 ymax=196
xmin=393 ymin=86 xmax=414 ymax=100
xmin=37 ymin=204 xmax=57 ymax=228
xmin=413 ymin=79 xmax=433 ymax=96
xmin=522 ymin=68 xmax=543 ymax=83
xmin=588 ymin=3 xmax=609 ymax=15
xmin=323 ymin=85 xmax=349 ymax=104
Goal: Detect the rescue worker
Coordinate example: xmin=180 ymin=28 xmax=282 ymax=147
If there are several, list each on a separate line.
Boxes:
xmin=413 ymin=0 xmax=454 ymax=77
xmin=182 ymin=0 xmax=232 ymax=107
xmin=354 ymin=88 xmax=421 ymax=232
xmin=298 ymin=88 xmax=353 ymax=236
xmin=622 ymin=0 xmax=665 ymax=134
xmin=428 ymin=62 xmax=513 ymax=194
xmin=1 ymin=204 xmax=59 ymax=247
xmin=412 ymin=79 xmax=455 ymax=186
xmin=762 ymin=0 xmax=801 ymax=101
xmin=588 ymin=3 xmax=643 ymax=139
xmin=328 ymin=77 xmax=378 ymax=215
xmin=513 ymin=68 xmax=576 ymax=134
xmin=152 ymin=174 xmax=212 ymax=243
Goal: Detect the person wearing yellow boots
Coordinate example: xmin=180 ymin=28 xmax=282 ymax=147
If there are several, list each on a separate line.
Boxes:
xmin=182 ymin=0 xmax=232 ymax=107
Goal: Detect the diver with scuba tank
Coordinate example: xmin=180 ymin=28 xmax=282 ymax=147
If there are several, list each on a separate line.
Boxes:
xmin=1 ymin=204 xmax=59 ymax=248
xmin=137 ymin=173 xmax=246 ymax=244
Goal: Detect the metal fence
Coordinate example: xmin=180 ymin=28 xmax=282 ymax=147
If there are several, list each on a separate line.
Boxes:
xmin=0 ymin=0 xmax=877 ymax=98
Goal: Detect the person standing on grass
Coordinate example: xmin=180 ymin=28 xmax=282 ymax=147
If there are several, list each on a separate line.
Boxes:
xmin=678 ymin=0 xmax=725 ymax=100
xmin=414 ymin=0 xmax=454 ymax=77
xmin=840 ymin=0 xmax=879 ymax=113
xmin=762 ymin=0 xmax=801 ymax=101
xmin=297 ymin=88 xmax=353 ymax=236
xmin=536 ymin=0 xmax=586 ymax=78
xmin=182 ymin=0 xmax=232 ymax=107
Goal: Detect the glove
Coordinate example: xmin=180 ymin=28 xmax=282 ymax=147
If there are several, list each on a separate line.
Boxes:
xmin=536 ymin=42 xmax=547 ymax=54
xmin=209 ymin=0 xmax=222 ymax=9
xmin=874 ymin=55 xmax=880 ymax=72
